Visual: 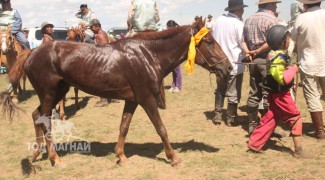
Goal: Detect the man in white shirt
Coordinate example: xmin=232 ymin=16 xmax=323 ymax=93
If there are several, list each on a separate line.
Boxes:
xmin=291 ymin=0 xmax=325 ymax=139
xmin=211 ymin=0 xmax=248 ymax=126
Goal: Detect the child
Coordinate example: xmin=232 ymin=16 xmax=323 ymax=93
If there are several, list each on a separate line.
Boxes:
xmin=247 ymin=25 xmax=312 ymax=159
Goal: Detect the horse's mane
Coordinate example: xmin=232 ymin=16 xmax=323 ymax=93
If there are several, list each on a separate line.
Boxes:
xmin=129 ymin=25 xmax=190 ymax=40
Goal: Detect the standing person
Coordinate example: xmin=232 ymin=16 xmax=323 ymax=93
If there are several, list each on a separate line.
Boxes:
xmin=243 ymin=0 xmax=280 ymax=135
xmin=166 ymin=20 xmax=182 ymax=93
xmin=211 ymin=0 xmax=248 ymax=126
xmin=0 ymin=0 xmax=30 ymax=49
xmin=205 ymin=14 xmax=214 ymax=30
xmin=291 ymin=0 xmax=325 ymax=139
xmin=40 ymin=22 xmax=54 ymax=43
xmin=75 ymin=4 xmax=97 ymax=43
xmin=127 ymin=0 xmax=160 ymax=34
xmin=248 ymin=25 xmax=313 ymax=158
xmin=89 ymin=19 xmax=117 ymax=107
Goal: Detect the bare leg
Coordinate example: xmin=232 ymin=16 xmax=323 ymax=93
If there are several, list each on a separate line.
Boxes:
xmin=59 ymin=98 xmax=65 ymax=120
xmin=142 ymin=97 xmax=181 ymax=166
xmin=115 ymin=101 xmax=138 ymax=165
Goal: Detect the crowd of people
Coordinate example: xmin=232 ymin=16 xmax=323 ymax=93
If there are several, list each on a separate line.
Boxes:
xmin=0 ymin=0 xmax=324 ymax=159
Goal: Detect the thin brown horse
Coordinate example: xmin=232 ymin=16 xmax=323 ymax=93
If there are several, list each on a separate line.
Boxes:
xmin=0 ymin=26 xmax=26 ymax=102
xmin=2 ymin=18 xmax=231 ymax=167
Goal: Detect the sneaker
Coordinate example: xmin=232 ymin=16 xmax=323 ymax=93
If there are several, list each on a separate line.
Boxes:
xmin=294 ymin=147 xmax=314 ymax=159
xmin=168 ymin=87 xmax=175 ymax=93
xmin=173 ymin=87 xmax=181 ymax=93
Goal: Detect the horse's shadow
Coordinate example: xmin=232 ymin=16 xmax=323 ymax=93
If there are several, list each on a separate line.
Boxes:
xmin=28 ymin=139 xmax=219 ymax=163
xmin=64 ymin=96 xmax=92 ymax=119
xmin=18 ymin=89 xmax=36 ymax=102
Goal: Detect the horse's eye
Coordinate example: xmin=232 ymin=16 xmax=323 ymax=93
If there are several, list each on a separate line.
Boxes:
xmin=204 ymin=38 xmax=213 ymax=45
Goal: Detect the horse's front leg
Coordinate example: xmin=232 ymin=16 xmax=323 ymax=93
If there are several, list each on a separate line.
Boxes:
xmin=74 ymin=87 xmax=80 ymax=110
xmin=142 ymin=96 xmax=181 ymax=166
xmin=115 ymin=100 xmax=138 ymax=165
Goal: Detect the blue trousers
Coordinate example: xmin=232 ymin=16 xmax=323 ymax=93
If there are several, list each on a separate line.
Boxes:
xmin=14 ymin=31 xmax=30 ymax=49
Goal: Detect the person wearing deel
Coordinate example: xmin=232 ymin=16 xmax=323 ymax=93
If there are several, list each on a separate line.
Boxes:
xmin=0 ymin=0 xmax=30 ymax=49
xmin=248 ymin=25 xmax=313 ymax=159
xmin=89 ymin=19 xmax=117 ymax=107
xmin=242 ymin=0 xmax=280 ymax=135
xmin=291 ymin=0 xmax=325 ymax=139
xmin=75 ymin=4 xmax=97 ymax=43
xmin=127 ymin=0 xmax=160 ymax=33
xmin=211 ymin=0 xmax=248 ymax=126
xmin=41 ymin=22 xmax=54 ymax=44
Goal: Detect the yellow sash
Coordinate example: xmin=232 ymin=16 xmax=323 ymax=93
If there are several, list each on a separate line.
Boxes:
xmin=184 ymin=27 xmax=209 ymax=74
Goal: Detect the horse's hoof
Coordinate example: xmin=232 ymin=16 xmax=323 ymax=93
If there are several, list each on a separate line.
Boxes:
xmin=117 ymin=154 xmax=128 ymax=166
xmin=171 ymin=158 xmax=182 ymax=167
xmin=53 ymin=161 xmax=66 ymax=169
xmin=12 ymin=97 xmax=19 ymax=103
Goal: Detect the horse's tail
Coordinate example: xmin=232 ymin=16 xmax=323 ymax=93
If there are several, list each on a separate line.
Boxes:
xmin=0 ymin=49 xmax=30 ymax=122
xmin=8 ymin=48 xmax=31 ymax=88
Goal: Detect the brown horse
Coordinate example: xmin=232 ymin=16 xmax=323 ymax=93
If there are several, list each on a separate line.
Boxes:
xmin=0 ymin=26 xmax=26 ymax=102
xmin=3 ymin=18 xmax=231 ymax=167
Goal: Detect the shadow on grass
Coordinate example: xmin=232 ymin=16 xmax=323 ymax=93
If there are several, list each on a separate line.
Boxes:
xmin=63 ymin=96 xmax=92 ymax=119
xmin=18 ymin=89 xmax=36 ymax=102
xmin=27 ymin=139 xmax=219 ymax=167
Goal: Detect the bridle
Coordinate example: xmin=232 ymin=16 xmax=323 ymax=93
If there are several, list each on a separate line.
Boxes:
xmin=190 ymin=27 xmax=228 ymax=73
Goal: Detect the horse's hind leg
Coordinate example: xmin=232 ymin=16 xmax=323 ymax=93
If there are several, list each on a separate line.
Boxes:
xmin=115 ymin=100 xmax=138 ymax=165
xmin=31 ymin=106 xmax=45 ymax=161
xmin=142 ymin=96 xmax=181 ymax=166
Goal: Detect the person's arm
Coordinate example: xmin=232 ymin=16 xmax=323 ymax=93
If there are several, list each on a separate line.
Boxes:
xmin=250 ymin=43 xmax=271 ymax=59
xmin=127 ymin=0 xmax=135 ymax=30
xmin=154 ymin=1 xmax=160 ymax=23
xmin=11 ymin=9 xmax=22 ymax=34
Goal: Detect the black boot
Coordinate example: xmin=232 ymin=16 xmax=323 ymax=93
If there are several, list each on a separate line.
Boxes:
xmin=212 ymin=93 xmax=224 ymax=125
xmin=247 ymin=106 xmax=259 ymax=135
xmin=226 ymin=103 xmax=238 ymax=127
xmin=310 ymin=112 xmax=325 ymax=139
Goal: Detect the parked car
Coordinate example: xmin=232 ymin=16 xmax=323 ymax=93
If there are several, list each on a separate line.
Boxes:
xmin=24 ymin=27 xmax=68 ymax=49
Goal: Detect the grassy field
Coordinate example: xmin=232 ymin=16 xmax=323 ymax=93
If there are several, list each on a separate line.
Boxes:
xmin=0 ymin=65 xmax=325 ymax=179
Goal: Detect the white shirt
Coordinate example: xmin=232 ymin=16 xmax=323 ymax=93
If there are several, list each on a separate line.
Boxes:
xmin=291 ymin=7 xmax=325 ymax=76
xmin=212 ymin=13 xmax=244 ymax=75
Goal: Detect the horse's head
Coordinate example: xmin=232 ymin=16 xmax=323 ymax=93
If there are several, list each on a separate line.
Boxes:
xmin=191 ymin=17 xmax=232 ymax=79
xmin=0 ymin=26 xmax=14 ymax=54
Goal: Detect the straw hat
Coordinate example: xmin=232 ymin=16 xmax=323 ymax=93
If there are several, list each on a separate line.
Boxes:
xmin=256 ymin=0 xmax=281 ymax=5
xmin=298 ymin=0 xmax=324 ymax=4
xmin=225 ymin=0 xmax=248 ymax=11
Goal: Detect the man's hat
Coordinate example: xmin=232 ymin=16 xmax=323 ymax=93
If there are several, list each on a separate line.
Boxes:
xmin=298 ymin=0 xmax=324 ymax=4
xmin=208 ymin=14 xmax=213 ymax=18
xmin=256 ymin=0 xmax=281 ymax=5
xmin=225 ymin=0 xmax=248 ymax=11
xmin=41 ymin=22 xmax=54 ymax=32
xmin=1 ymin=0 xmax=10 ymax=3
xmin=89 ymin=19 xmax=101 ymax=27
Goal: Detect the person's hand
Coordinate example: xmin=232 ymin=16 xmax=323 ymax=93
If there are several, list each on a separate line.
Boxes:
xmin=79 ymin=22 xmax=86 ymax=29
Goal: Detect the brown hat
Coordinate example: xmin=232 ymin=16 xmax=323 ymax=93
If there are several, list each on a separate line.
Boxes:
xmin=256 ymin=0 xmax=281 ymax=5
xmin=298 ymin=0 xmax=324 ymax=4
xmin=225 ymin=0 xmax=248 ymax=11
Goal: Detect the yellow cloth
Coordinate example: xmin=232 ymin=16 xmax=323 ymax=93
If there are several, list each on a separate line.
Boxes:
xmin=184 ymin=27 xmax=209 ymax=74
xmin=268 ymin=50 xmax=287 ymax=85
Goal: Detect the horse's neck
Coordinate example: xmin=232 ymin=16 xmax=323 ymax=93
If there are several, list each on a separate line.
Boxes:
xmin=154 ymin=32 xmax=191 ymax=76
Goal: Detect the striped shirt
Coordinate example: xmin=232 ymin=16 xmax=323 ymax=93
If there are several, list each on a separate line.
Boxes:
xmin=243 ymin=9 xmax=278 ymax=51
